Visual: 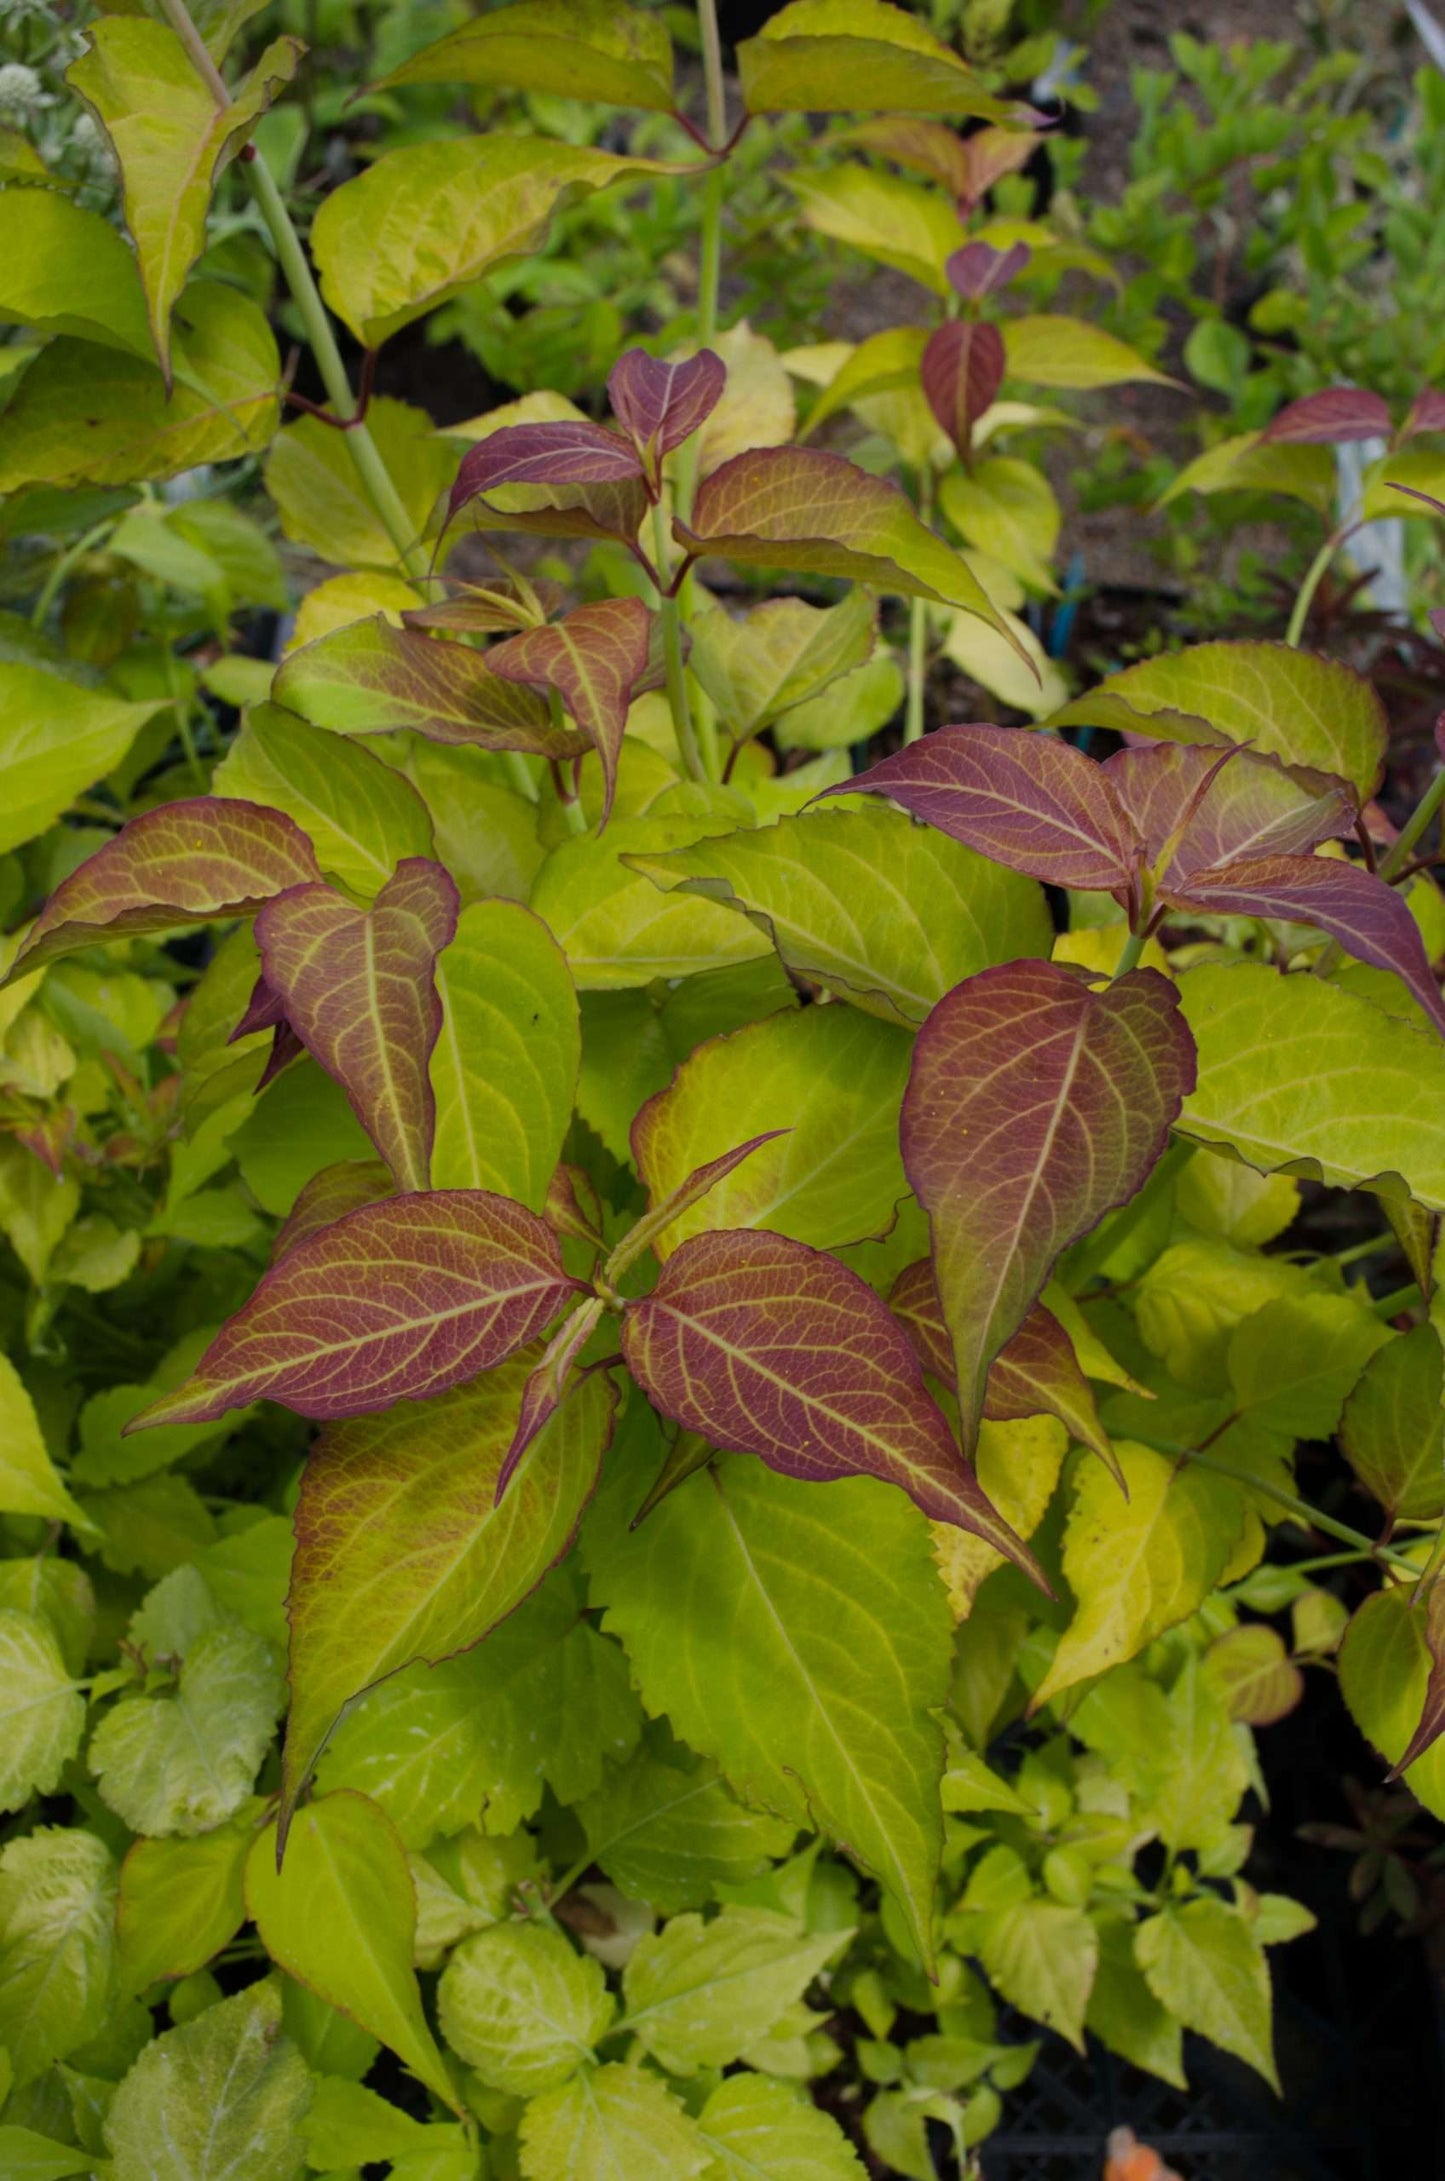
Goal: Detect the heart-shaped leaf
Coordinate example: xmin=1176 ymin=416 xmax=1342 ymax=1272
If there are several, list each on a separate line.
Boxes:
xmin=254 ymin=859 xmax=460 ymax=1190
xmin=922 ymin=319 xmax=1006 ymax=454
xmin=7 ymin=799 xmax=323 ymax=982
xmin=830 ymin=721 xmax=1137 ymax=892
xmin=129 ymin=1192 xmax=582 ymax=1429
xmin=621 ymin=1225 xmax=1039 ymax=1574
xmin=608 ymin=348 xmax=726 ymax=488
xmin=488 ymin=597 xmax=656 ymax=824
xmin=273 ymin=616 xmax=585 ymax=756
xmin=903 ymin=961 xmax=1195 ymax=1443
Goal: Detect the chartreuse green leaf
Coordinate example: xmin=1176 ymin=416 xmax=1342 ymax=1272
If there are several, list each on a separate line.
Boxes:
xmin=285 ymin=1360 xmax=614 ymax=1814
xmin=247 ymin=1790 xmax=461 ymax=2114
xmin=520 ymin=2063 xmax=711 ymax=2181
xmin=231 ymin=1057 xmax=375 ymax=1214
xmin=1159 ymin=430 xmax=1335 ymax=515
xmin=1001 ymin=316 xmax=1173 ymax=390
xmin=620 ymin=1906 xmax=846 ymax=2074
xmin=631 ymin=801 xmax=1051 ymax=1026
xmin=0 ymin=667 xmax=165 ymax=857
xmin=88 ymin=1572 xmax=284 ymax=1838
xmin=1054 ymin=641 xmax=1387 ymax=799
xmin=785 ymin=167 xmax=965 ymax=294
xmin=429 ymin=899 xmax=579 ymax=1208
xmin=1175 ymin=1147 xmax=1300 ymax=1246
xmin=116 ymin=1811 xmax=256 ymax=1994
xmin=316 ymin=1567 xmax=641 ymax=1842
xmin=0 ymin=1612 xmax=85 ymax=1813
xmin=313 ymin=137 xmax=673 ymax=348
xmin=1341 ymin=1327 xmax=1445 ymax=1522
xmin=940 ymin=455 xmax=1061 ymax=592
xmin=739 ymin=0 xmax=1019 ymax=119
xmin=1180 ymin=962 xmax=1445 ymax=1209
xmin=698 ymin=2073 xmax=867 ymax=2179
xmin=0 ymin=2128 xmax=93 ymax=2181
xmin=213 ymin=705 xmax=436 ymax=900
xmin=1136 ymin=1898 xmax=1278 ymax=2091
xmin=0 ymin=1556 xmax=93 ymax=1675
xmin=1226 ymin=1292 xmax=1389 ymax=1438
xmin=104 ymin=1981 xmax=311 ymax=2181
xmin=0 ymin=1827 xmax=117 ymax=2086
xmin=69 ymin=22 xmax=300 ymax=380
xmin=1339 ymin=1584 xmax=1445 ymax=1820
xmin=377 ymin=0 xmax=675 ymax=109
xmin=574 ymin=1744 xmax=796 ymax=1912
xmin=0 ymin=283 xmax=280 ymax=492
xmin=688 ymin=592 xmax=876 ymax=744
xmin=1085 ymin=1909 xmax=1184 ymax=2088
xmin=0 ymin=1351 xmax=88 ymax=1526
xmin=975 ymin=1900 xmax=1097 ymax=2053
xmin=0 ymin=189 xmax=151 ymax=356
xmin=531 ymin=816 xmax=773 ymax=989
xmin=632 ymin=1002 xmax=910 ymax=1253
xmin=439 ymin=1921 xmax=614 ymax=2094
xmin=265 ymin=399 xmax=454 ymax=570
xmin=584 ymin=1415 xmax=952 ymax=1962
xmin=1033 ymin=1442 xmax=1245 ymax=1709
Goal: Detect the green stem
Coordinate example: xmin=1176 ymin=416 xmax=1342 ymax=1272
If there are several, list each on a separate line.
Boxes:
xmin=1178 ymin=1445 xmax=1420 ymax=1574
xmin=1113 ymin=923 xmax=1148 ymax=978
xmin=30 ymin=518 xmax=116 ymax=630
xmin=1371 ymin=1281 xmax=1422 ymax=1320
xmin=651 ymin=502 xmax=704 ymax=782
xmin=1381 ymin=762 xmax=1445 ymax=883
xmin=1412 ymin=1521 xmax=1445 ymax=1603
xmin=157 ymin=0 xmax=429 ymax=582
xmin=1284 ymin=518 xmax=1359 ymax=649
xmin=904 ymin=468 xmax=934 ymax=744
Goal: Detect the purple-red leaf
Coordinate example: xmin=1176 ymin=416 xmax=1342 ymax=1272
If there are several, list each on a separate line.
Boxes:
xmin=890 ymin=1261 xmax=1122 ymax=1488
xmin=273 ymin=1159 xmax=394 ymax=1260
xmin=1402 ymin=390 xmax=1445 ymax=441
xmin=902 ymin=961 xmax=1195 ymax=1445
xmin=1261 ymin=388 xmax=1393 ymax=445
xmin=128 ymin=1191 xmax=583 ymax=1429
xmin=945 ymin=240 xmax=1030 ymax=301
xmin=1167 ymin=853 xmax=1445 ymax=1037
xmin=445 ymin=418 xmax=642 ymax=531
xmin=495 ymin=1294 xmax=609 ymax=1504
xmin=1392 ymin=1579 xmax=1445 ymax=1776
xmin=231 ymin=974 xmax=306 ymax=1091
xmin=487 ymin=597 xmax=656 ymax=826
xmin=255 ymin=859 xmax=459 ymax=1191
xmin=450 ymin=473 xmax=652 ymax=550
xmin=829 ymin=722 xmax=1138 ymax=893
xmin=401 ymin=577 xmax=567 ymax=634
xmin=273 ymin=617 xmax=587 ymax=758
xmin=6 ymin=799 xmax=322 ymax=981
xmin=1103 ymin=742 xmax=1357 ymax=885
xmin=607 ymin=347 xmax=726 ymax=487
xmin=621 ymin=1225 xmax=1041 ymax=1577
xmin=921 ymin=319 xmax=1006 ymax=455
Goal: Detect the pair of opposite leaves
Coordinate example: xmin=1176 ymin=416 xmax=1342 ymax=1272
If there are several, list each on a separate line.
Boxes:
xmin=6 ymin=759 xmax=1201 ymax=1576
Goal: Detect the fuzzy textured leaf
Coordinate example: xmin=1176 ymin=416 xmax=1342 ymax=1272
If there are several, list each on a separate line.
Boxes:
xmin=103 ymin=1981 xmax=310 ymax=2181
xmin=439 ymin=1921 xmax=613 ymax=2094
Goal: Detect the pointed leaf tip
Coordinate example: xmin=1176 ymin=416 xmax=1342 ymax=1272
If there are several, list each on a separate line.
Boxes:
xmin=608 ymin=347 xmax=726 ymax=486
xmin=488 ymin=597 xmax=656 ymax=827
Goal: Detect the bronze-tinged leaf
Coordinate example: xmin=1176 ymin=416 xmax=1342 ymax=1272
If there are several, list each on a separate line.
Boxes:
xmin=273 ymin=1159 xmax=395 ymax=1259
xmin=445 ymin=417 xmax=642 ymax=532
xmin=230 ymin=972 xmax=305 ymax=1091
xmin=829 ymin=721 xmax=1137 ymax=892
xmin=921 ymin=319 xmax=1005 ymax=454
xmin=1402 ymin=390 xmax=1445 ymax=441
xmin=902 ymin=961 xmax=1195 ymax=1445
xmin=1392 ymin=1579 xmax=1445 ymax=1777
xmin=1168 ymin=854 xmax=1445 ymax=1037
xmin=890 ymin=1261 xmax=1122 ymax=1487
xmin=494 ymin=1294 xmax=609 ymax=1502
xmin=674 ymin=444 xmax=1021 ymax=645
xmin=5 ymin=798 xmax=322 ymax=981
xmin=607 ymin=346 xmax=726 ymax=487
xmin=273 ymin=615 xmax=586 ymax=756
xmin=401 ymin=576 xmax=567 ymax=634
xmin=128 ymin=1191 xmax=583 ymax=1428
xmin=945 ymin=240 xmax=1030 ymax=300
xmin=1261 ymin=388 xmax=1393 ymax=445
xmin=451 ymin=473 xmax=652 ymax=550
xmin=487 ymin=598 xmax=656 ymax=825
xmin=1103 ymin=741 xmax=1357 ymax=886
xmin=255 ymin=859 xmax=460 ymax=1191
xmin=621 ymin=1225 xmax=1040 ymax=1576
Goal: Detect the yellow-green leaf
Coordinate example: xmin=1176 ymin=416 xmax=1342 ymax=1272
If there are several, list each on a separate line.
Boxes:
xmin=264 ymin=397 xmax=453 ymax=571
xmin=939 ymin=455 xmax=1060 ymax=593
xmin=739 ymin=0 xmax=1022 ymax=119
xmin=0 ymin=666 xmax=166 ymax=856
xmin=1157 ymin=430 xmax=1335 ymax=516
xmin=0 ymin=1352 xmax=88 ymax=1528
xmin=1136 ymin=1898 xmax=1277 ymax=2091
xmin=531 ymin=816 xmax=772 ymax=989
xmin=1339 ymin=1584 xmax=1445 ymax=1821
xmin=375 ymin=0 xmax=674 ymax=110
xmin=0 ymin=188 xmax=151 ymax=357
xmin=1002 ymin=315 xmax=1174 ymax=390
xmin=785 ymin=167 xmax=964 ymax=294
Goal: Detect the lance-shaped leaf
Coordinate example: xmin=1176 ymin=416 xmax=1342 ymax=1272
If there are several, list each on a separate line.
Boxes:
xmin=903 ymin=962 xmax=1195 ymax=1443
xmin=487 ymin=598 xmax=656 ymax=825
xmin=621 ymin=1226 xmax=1039 ymax=1574
xmin=1102 ymin=742 xmax=1357 ymax=885
xmin=827 ymin=721 xmax=1137 ymax=892
xmin=889 ymin=1261 xmax=1121 ymax=1487
xmin=128 ymin=1192 xmax=582 ymax=1429
xmin=494 ymin=1296 xmax=610 ymax=1503
xmin=285 ymin=1356 xmax=615 ymax=1814
xmin=273 ymin=617 xmax=584 ymax=757
xmin=737 ymin=0 xmax=1029 ymax=120
xmin=254 ymin=860 xmax=460 ymax=1190
xmin=445 ymin=419 xmax=642 ymax=534
xmin=373 ymin=0 xmax=675 ymax=110
xmin=273 ymin=1160 xmax=394 ymax=1260
xmin=68 ymin=22 xmax=301 ymax=383
xmin=946 ymin=240 xmax=1031 ymax=300
xmin=922 ymin=319 xmax=1006 ymax=454
xmin=1169 ymin=855 xmax=1445 ymax=1037
xmin=675 ymin=446 xmax=1021 ymax=648
xmin=1261 ymin=388 xmax=1393 ymax=444
xmin=6 ymin=799 xmax=323 ymax=982
xmin=607 ymin=348 xmax=726 ymax=489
